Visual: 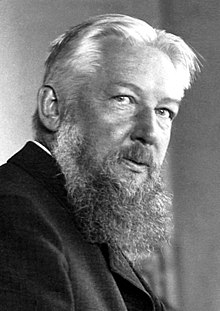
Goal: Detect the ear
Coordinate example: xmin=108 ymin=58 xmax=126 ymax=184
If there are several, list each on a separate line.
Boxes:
xmin=37 ymin=85 xmax=61 ymax=132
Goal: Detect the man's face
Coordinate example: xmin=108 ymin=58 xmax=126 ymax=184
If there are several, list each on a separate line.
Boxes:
xmin=73 ymin=38 xmax=183 ymax=185
xmin=53 ymin=38 xmax=185 ymax=263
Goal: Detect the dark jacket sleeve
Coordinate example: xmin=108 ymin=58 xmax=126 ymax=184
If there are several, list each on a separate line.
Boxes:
xmin=0 ymin=194 xmax=74 ymax=311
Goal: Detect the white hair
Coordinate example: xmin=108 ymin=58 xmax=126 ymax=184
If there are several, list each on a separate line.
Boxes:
xmin=44 ymin=14 xmax=200 ymax=91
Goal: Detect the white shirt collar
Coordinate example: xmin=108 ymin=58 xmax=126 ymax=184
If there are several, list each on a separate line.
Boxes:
xmin=33 ymin=141 xmax=52 ymax=156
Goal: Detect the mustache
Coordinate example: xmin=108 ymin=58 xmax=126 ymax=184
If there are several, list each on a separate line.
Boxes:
xmin=118 ymin=144 xmax=155 ymax=168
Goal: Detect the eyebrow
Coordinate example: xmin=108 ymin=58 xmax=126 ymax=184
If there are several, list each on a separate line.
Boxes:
xmin=160 ymin=97 xmax=182 ymax=106
xmin=110 ymin=81 xmax=142 ymax=92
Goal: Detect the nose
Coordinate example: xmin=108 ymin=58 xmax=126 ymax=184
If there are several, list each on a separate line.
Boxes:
xmin=130 ymin=109 xmax=158 ymax=146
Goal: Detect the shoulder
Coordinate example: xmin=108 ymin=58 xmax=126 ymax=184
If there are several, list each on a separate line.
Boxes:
xmin=0 ymin=157 xmax=68 ymax=254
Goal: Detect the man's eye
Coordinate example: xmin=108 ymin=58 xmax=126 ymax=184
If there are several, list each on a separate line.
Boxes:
xmin=113 ymin=96 xmax=134 ymax=105
xmin=156 ymin=108 xmax=174 ymax=120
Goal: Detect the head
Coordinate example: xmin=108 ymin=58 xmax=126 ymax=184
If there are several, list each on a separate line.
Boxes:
xmin=32 ymin=14 xmax=200 ymax=264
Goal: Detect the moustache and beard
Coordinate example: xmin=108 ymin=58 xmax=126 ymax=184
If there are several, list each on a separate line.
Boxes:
xmin=52 ymin=120 xmax=173 ymax=265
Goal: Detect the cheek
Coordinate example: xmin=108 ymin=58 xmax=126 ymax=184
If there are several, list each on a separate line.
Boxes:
xmin=91 ymin=107 xmax=131 ymax=139
xmin=89 ymin=121 xmax=132 ymax=159
xmin=159 ymin=129 xmax=171 ymax=156
xmin=156 ymin=122 xmax=171 ymax=145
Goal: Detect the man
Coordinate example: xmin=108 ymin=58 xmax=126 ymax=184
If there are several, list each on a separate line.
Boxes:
xmin=0 ymin=14 xmax=200 ymax=310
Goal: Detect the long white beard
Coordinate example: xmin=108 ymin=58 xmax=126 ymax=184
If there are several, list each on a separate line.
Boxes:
xmin=52 ymin=121 xmax=173 ymax=264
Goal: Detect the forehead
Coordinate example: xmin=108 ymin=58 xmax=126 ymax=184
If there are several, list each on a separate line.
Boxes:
xmin=95 ymin=36 xmax=185 ymax=99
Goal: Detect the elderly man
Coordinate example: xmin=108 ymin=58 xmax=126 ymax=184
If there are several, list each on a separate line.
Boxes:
xmin=0 ymin=14 xmax=200 ymax=310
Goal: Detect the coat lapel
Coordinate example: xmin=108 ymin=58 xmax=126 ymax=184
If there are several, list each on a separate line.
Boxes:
xmin=106 ymin=245 xmax=149 ymax=293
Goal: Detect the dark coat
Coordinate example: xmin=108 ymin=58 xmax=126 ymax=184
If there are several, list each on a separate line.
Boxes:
xmin=0 ymin=142 xmax=165 ymax=310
